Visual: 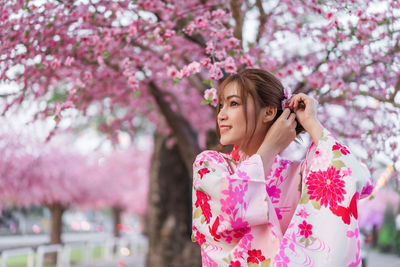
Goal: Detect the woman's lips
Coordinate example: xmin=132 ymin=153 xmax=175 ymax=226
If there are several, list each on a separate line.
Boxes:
xmin=220 ymin=126 xmax=232 ymax=134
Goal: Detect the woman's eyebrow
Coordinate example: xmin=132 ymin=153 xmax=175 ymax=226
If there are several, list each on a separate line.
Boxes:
xmin=226 ymin=95 xmax=240 ymax=100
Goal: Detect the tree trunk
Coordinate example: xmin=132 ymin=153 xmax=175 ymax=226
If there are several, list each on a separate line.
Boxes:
xmin=48 ymin=203 xmax=65 ymax=244
xmin=46 ymin=203 xmax=65 ymax=264
xmin=145 ymin=133 xmax=201 ymax=267
xmin=148 ymin=82 xmax=201 ymax=174
xmin=112 ymin=206 xmax=123 ymax=238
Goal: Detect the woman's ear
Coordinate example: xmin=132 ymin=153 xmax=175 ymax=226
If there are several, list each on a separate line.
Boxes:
xmin=261 ymin=106 xmax=277 ymax=123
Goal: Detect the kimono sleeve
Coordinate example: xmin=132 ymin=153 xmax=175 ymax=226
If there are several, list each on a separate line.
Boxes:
xmin=301 ymin=128 xmax=374 ymax=204
xmin=191 ymin=150 xmax=275 ymax=255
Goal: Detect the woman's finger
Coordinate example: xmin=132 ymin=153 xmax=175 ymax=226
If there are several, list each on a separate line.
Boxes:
xmin=280 ymin=108 xmax=291 ymax=120
xmin=288 ymin=112 xmax=296 ymax=122
xmin=293 ymin=94 xmax=309 ymax=109
xmin=291 ymin=120 xmax=297 ymax=130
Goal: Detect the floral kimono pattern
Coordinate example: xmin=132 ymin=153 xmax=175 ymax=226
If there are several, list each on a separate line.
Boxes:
xmin=192 ymin=128 xmax=373 ymax=267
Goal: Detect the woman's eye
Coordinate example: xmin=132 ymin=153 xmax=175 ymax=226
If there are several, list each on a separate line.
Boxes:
xmin=230 ymin=101 xmax=239 ymax=106
xmin=218 ymin=104 xmax=223 ymax=109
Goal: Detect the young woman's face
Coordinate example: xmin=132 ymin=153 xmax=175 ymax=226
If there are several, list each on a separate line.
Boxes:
xmin=217 ymin=82 xmax=267 ymax=151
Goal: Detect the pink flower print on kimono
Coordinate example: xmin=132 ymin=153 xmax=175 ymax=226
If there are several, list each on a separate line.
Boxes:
xmin=346 ymin=228 xmax=362 ymax=267
xmin=192 ymin=127 xmax=373 ymax=266
xmin=296 ymin=207 xmax=310 ymax=219
xmin=267 ymin=185 xmax=281 ymax=200
xmin=360 ymin=176 xmax=374 ymax=199
xmin=278 ymin=128 xmax=374 ymax=266
xmin=308 ymin=146 xmax=332 ymax=170
xmin=192 ymin=150 xmax=279 ymax=266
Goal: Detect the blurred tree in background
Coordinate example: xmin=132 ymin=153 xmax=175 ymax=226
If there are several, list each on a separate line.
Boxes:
xmin=1 ymin=0 xmax=399 ymax=266
xmin=0 ymin=132 xmax=149 ymax=263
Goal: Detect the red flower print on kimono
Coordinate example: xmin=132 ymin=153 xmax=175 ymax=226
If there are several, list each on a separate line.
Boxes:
xmin=195 ymin=231 xmax=206 ymax=246
xmin=247 ymin=249 xmax=266 ymax=264
xmin=209 ymin=216 xmax=221 ymax=241
xmin=228 ymin=145 xmax=241 ymax=161
xmin=229 ymin=261 xmax=241 ymax=267
xmin=306 ymin=166 xmax=346 ymax=208
xmin=231 ymin=218 xmax=250 ymax=239
xmin=195 ymin=190 xmax=212 ymax=223
xmin=332 ymin=142 xmax=350 ymax=155
xmin=198 ymin=167 xmax=210 ymax=179
xmin=298 ymin=220 xmax=313 ymax=238
xmin=330 ymin=192 xmax=358 ymax=225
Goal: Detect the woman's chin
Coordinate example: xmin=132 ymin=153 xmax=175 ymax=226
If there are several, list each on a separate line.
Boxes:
xmin=219 ymin=138 xmax=237 ymax=146
xmin=219 ymin=138 xmax=229 ymax=146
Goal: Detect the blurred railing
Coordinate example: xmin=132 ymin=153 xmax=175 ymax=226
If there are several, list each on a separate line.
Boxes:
xmin=0 ymin=234 xmax=147 ymax=267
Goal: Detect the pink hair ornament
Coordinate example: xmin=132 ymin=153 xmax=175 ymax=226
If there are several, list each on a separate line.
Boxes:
xmin=281 ymin=88 xmax=305 ymax=111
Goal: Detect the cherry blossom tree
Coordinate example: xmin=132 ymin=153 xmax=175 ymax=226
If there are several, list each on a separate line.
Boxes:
xmin=0 ymin=133 xmax=92 ymax=246
xmin=1 ymin=0 xmax=399 ymax=265
xmin=0 ymin=133 xmax=38 ymax=211
xmin=0 ymin=131 xmax=150 ymax=243
xmin=85 ymin=147 xmax=150 ymax=237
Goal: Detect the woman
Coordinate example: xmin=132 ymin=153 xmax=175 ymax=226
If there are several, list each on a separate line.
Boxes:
xmin=192 ymin=69 xmax=374 ymax=266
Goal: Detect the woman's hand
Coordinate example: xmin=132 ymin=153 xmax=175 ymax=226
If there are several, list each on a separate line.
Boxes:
xmin=256 ymin=108 xmax=297 ymax=177
xmin=287 ymin=93 xmax=323 ymax=145
xmin=257 ymin=108 xmax=297 ymax=155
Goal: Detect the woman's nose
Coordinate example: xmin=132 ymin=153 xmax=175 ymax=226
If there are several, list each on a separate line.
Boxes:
xmin=217 ymin=109 xmax=227 ymax=122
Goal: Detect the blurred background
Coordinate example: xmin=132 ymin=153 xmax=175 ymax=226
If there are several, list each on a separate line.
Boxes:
xmin=0 ymin=0 xmax=399 ymax=266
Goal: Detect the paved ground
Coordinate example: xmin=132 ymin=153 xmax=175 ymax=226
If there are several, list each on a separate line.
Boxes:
xmin=366 ymin=249 xmax=400 ymax=267
xmin=3 ymin=234 xmax=400 ymax=267
xmin=73 ymin=256 xmax=144 ymax=267
xmin=74 ymin=250 xmax=400 ymax=267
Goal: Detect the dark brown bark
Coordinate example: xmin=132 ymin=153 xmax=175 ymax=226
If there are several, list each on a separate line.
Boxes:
xmin=112 ymin=206 xmax=123 ymax=238
xmin=145 ymin=133 xmax=201 ymax=267
xmin=148 ymin=82 xmax=201 ymax=176
xmin=230 ymin=0 xmax=243 ymax=43
xmin=46 ymin=203 xmax=65 ymax=264
xmin=48 ymin=203 xmax=65 ymax=245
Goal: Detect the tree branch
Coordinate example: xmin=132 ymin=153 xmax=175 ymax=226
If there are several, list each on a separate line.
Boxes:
xmin=0 ymin=92 xmax=19 ymax=98
xmin=255 ymin=0 xmax=266 ymax=43
xmin=390 ymin=74 xmax=400 ymax=101
xmin=230 ymin=0 xmax=243 ymax=44
xmin=255 ymin=0 xmax=278 ymax=44
xmin=360 ymin=92 xmax=400 ymax=108
xmin=148 ymin=81 xmax=201 ymax=177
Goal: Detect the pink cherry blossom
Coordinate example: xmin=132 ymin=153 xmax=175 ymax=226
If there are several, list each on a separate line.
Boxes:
xmin=224 ymin=57 xmax=237 ymax=73
xmin=64 ymin=57 xmax=74 ymax=67
xmin=195 ymin=16 xmax=209 ymax=29
xmin=50 ymin=59 xmax=60 ymax=69
xmin=203 ymin=88 xmax=217 ymax=107
xmin=200 ymin=58 xmax=212 ymax=68
xmin=208 ymin=65 xmax=223 ymax=81
xmin=167 ymin=66 xmax=179 ymax=79
xmin=0 ymin=0 xmax=397 ymax=184
xmin=188 ymin=61 xmax=201 ymax=74
xmin=128 ymin=76 xmax=139 ymax=89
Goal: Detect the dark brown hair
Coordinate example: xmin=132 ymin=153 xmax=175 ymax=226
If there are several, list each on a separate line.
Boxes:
xmin=216 ymin=69 xmax=305 ymax=151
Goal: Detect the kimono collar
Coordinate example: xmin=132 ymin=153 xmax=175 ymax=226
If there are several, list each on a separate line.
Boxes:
xmin=228 ymin=145 xmax=250 ymax=163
